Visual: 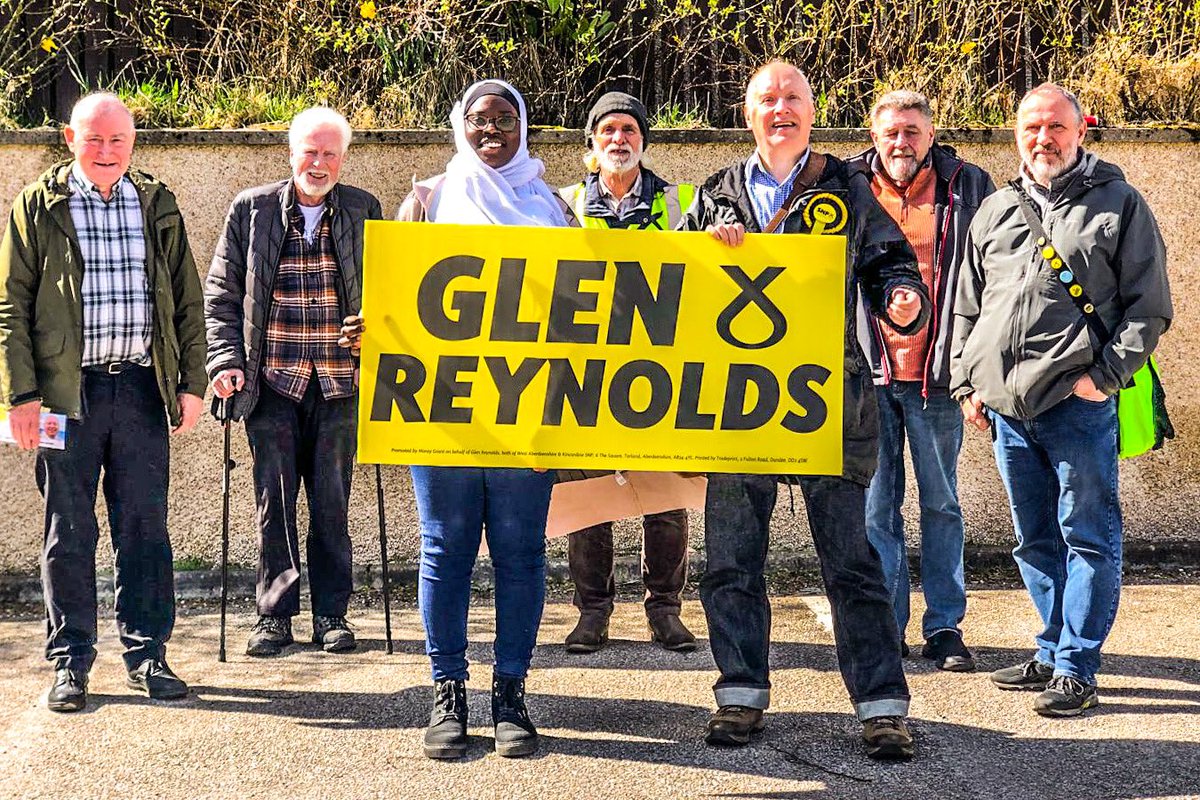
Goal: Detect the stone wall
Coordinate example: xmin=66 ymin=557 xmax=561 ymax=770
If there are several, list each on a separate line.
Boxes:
xmin=0 ymin=128 xmax=1196 ymax=572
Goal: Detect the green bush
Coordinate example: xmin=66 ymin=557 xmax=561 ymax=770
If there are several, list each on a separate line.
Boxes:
xmin=4 ymin=0 xmax=1199 ymax=129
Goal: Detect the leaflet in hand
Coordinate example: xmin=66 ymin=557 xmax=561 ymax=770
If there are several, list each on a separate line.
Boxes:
xmin=0 ymin=408 xmax=67 ymax=449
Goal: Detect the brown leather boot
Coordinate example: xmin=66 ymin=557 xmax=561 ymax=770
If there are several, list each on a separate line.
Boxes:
xmin=648 ymin=614 xmax=697 ymax=652
xmin=565 ymin=613 xmax=609 ymax=653
xmin=704 ymin=705 xmax=764 ymax=746
xmin=862 ymin=716 xmax=915 ymax=760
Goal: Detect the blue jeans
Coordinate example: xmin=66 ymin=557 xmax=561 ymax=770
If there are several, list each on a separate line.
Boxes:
xmin=990 ymin=396 xmax=1123 ymax=685
xmin=411 ymin=466 xmax=555 ymax=682
xmin=700 ymin=473 xmax=909 ymax=721
xmin=865 ymin=383 xmax=967 ymax=640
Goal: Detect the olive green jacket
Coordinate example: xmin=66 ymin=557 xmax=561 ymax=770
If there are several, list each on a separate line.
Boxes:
xmin=0 ymin=161 xmax=207 ymax=425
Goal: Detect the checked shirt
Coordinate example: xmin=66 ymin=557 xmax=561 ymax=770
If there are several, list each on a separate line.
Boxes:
xmin=260 ymin=207 xmax=355 ymax=403
xmin=67 ymin=165 xmax=153 ymax=368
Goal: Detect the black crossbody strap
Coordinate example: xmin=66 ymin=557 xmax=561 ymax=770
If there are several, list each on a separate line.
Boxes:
xmin=1008 ymin=180 xmax=1111 ymax=343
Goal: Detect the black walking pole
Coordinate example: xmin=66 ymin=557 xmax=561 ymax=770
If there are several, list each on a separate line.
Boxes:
xmin=375 ymin=464 xmax=393 ymax=654
xmin=217 ymin=396 xmax=234 ymax=663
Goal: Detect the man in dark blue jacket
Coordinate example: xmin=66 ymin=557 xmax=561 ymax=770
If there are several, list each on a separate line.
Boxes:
xmin=679 ymin=61 xmax=930 ymax=760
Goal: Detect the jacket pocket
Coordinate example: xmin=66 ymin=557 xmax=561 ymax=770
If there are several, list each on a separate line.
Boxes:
xmin=33 ymin=330 xmax=66 ymax=358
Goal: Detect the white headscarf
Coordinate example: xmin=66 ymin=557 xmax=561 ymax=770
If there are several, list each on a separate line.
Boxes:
xmin=428 ymin=79 xmax=568 ymax=228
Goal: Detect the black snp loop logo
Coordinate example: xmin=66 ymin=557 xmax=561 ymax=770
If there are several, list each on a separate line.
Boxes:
xmin=716 ymin=265 xmax=787 ymax=350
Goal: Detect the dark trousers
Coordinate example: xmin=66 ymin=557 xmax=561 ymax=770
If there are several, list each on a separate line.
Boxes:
xmin=567 ymin=509 xmax=689 ymax=621
xmin=37 ymin=365 xmax=174 ymax=672
xmin=700 ymin=473 xmax=910 ymax=720
xmin=245 ymin=379 xmax=356 ymax=618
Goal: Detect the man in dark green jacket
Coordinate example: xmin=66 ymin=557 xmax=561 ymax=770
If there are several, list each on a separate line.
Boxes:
xmin=0 ymin=92 xmax=207 ymax=713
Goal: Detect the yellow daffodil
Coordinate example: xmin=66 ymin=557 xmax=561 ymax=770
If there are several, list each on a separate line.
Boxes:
xmin=959 ymin=41 xmax=977 ymax=55
xmin=360 ymin=1 xmax=377 ymax=19
xmin=40 ymin=37 xmax=59 ymax=53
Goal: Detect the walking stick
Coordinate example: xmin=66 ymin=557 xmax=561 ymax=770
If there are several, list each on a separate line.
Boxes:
xmin=375 ymin=464 xmax=394 ymax=654
xmin=217 ymin=396 xmax=234 ymax=663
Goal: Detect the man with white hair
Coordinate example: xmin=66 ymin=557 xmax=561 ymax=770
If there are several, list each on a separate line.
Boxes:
xmin=0 ymin=92 xmax=207 ymax=711
xmin=558 ymin=91 xmax=697 ymax=654
xmin=951 ymin=83 xmax=1172 ymax=715
xmin=205 ymin=106 xmax=382 ymax=657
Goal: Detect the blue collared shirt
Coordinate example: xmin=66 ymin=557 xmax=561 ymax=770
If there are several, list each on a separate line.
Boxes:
xmin=744 ymin=148 xmax=810 ymax=232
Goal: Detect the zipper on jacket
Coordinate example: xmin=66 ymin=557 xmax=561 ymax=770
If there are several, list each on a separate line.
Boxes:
xmin=921 ymin=161 xmax=963 ymax=402
xmin=871 ymin=316 xmax=893 ymax=385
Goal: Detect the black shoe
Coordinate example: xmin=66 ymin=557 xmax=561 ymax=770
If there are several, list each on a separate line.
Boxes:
xmin=921 ymin=630 xmax=976 ymax=672
xmin=991 ymin=658 xmax=1054 ymax=691
xmin=900 ymin=641 xmax=910 ymax=658
xmin=424 ymin=679 xmax=468 ymax=759
xmin=1034 ymin=676 xmax=1099 ymax=717
xmin=648 ymin=614 xmax=697 ymax=652
xmin=47 ymin=668 xmax=88 ymax=713
xmin=126 ymin=658 xmax=188 ymax=700
xmin=704 ymin=705 xmax=764 ymax=746
xmin=312 ymin=615 xmax=356 ymax=653
xmin=246 ymin=615 xmax=293 ymax=657
xmin=564 ymin=614 xmax=609 ymax=654
xmin=862 ymin=716 xmax=915 ymax=760
xmin=492 ymin=677 xmax=538 ymax=757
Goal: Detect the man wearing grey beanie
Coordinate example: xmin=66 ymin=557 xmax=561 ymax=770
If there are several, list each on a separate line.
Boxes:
xmin=559 ymin=91 xmax=698 ymax=655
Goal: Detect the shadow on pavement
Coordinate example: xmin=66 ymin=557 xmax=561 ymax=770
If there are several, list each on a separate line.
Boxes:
xmin=531 ymin=639 xmax=1200 ymax=689
xmin=86 ymin=683 xmax=1200 ymax=799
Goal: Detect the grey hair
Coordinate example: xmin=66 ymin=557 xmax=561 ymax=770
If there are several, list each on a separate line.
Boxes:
xmin=68 ymin=92 xmax=134 ymax=129
xmin=1021 ymin=83 xmax=1085 ymax=124
xmin=289 ymin=106 xmax=353 ymax=153
xmin=870 ymin=90 xmax=933 ymax=124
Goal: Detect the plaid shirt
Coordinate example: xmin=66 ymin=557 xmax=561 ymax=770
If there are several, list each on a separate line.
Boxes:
xmin=67 ymin=164 xmax=153 ymax=367
xmin=261 ymin=208 xmax=355 ymax=402
xmin=744 ymin=148 xmax=810 ymax=231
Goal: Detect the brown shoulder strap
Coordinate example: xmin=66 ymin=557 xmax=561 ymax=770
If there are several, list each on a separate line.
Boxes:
xmin=762 ymin=152 xmax=827 ymax=234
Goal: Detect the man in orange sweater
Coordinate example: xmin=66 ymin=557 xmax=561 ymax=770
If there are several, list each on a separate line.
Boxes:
xmin=849 ymin=91 xmax=995 ymax=671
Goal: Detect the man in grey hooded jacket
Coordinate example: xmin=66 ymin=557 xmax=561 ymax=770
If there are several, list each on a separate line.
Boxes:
xmin=950 ymin=83 xmax=1172 ymax=717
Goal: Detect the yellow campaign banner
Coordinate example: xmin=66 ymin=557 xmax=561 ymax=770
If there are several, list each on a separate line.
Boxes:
xmin=357 ymin=222 xmax=846 ymax=475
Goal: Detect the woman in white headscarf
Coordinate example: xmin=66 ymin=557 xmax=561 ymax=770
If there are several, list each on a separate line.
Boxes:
xmin=343 ymin=80 xmax=573 ymax=761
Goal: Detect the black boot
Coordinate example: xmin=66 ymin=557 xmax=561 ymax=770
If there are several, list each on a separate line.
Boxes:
xmin=423 ymin=679 xmax=468 ymax=759
xmin=491 ymin=676 xmax=538 ymax=758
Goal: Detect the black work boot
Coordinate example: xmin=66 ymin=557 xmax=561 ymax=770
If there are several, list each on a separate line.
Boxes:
xmin=47 ymin=668 xmax=88 ymax=713
xmin=126 ymin=658 xmax=188 ymax=700
xmin=423 ymin=679 xmax=468 ymax=759
xmin=312 ymin=615 xmax=356 ymax=653
xmin=921 ymin=630 xmax=976 ymax=672
xmin=491 ymin=676 xmax=538 ymax=757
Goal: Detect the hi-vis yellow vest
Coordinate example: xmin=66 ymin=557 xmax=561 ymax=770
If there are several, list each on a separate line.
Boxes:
xmin=563 ymin=181 xmax=695 ymax=231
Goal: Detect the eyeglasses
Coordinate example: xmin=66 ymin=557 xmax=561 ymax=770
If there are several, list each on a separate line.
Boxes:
xmin=465 ymin=113 xmax=519 ymax=133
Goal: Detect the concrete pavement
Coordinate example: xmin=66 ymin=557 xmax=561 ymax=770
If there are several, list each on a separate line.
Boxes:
xmin=1 ymin=585 xmax=1198 ymax=800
